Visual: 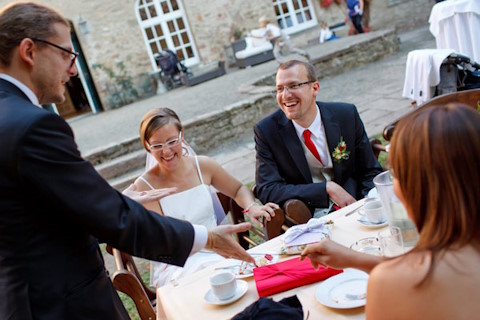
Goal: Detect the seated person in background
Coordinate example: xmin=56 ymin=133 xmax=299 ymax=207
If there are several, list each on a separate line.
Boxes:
xmin=319 ymin=21 xmax=339 ymax=43
xmin=254 ymin=60 xmax=382 ymax=217
xmin=134 ymin=108 xmax=279 ymax=287
xmin=257 ymin=15 xmax=310 ymax=63
xmin=301 ymin=103 xmax=480 ymax=319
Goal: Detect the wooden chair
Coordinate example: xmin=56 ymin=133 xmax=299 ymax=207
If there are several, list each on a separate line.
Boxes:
xmin=105 ymin=245 xmax=160 ymax=320
xmin=383 ymin=88 xmax=480 ymax=141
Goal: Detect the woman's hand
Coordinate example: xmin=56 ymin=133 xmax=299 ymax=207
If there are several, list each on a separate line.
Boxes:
xmin=300 ymin=239 xmax=381 ymax=273
xmin=123 ymin=184 xmax=177 ymax=205
xmin=246 ymin=202 xmax=280 ymax=227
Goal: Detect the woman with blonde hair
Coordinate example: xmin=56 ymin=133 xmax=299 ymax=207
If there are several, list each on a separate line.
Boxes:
xmin=301 ymin=103 xmax=480 ymax=319
xmin=134 ymin=108 xmax=278 ymax=287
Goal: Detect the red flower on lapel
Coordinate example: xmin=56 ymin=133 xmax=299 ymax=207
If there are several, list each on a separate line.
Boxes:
xmin=332 ymin=136 xmax=350 ymax=163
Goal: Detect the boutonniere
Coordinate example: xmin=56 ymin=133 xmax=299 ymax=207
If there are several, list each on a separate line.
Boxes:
xmin=332 ymin=136 xmax=350 ymax=163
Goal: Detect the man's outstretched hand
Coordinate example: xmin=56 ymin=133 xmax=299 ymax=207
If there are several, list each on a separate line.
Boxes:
xmin=206 ymin=223 xmax=255 ymax=264
xmin=122 ymin=184 xmax=177 ymax=205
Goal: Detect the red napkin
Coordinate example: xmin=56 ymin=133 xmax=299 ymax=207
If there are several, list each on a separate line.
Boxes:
xmin=253 ymin=257 xmax=343 ymax=297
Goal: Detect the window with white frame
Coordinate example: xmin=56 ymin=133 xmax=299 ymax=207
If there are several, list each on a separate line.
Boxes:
xmin=136 ymin=0 xmax=199 ymax=68
xmin=272 ymin=0 xmax=317 ymax=35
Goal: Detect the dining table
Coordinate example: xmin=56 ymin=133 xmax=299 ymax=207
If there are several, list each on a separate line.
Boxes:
xmin=156 ymin=199 xmax=386 ymax=320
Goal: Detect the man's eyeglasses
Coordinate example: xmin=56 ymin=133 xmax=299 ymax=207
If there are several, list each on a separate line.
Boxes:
xmin=274 ymin=80 xmax=316 ymax=94
xmin=147 ymin=132 xmax=182 ymax=152
xmin=31 ymin=38 xmax=79 ymax=68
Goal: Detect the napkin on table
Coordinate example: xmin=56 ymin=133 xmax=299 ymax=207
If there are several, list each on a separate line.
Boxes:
xmin=253 ymin=257 xmax=343 ymax=297
xmin=282 ymin=218 xmax=332 ymax=247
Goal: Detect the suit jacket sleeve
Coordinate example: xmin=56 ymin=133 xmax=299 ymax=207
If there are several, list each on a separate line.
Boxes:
xmin=254 ymin=120 xmax=329 ymax=209
xmin=18 ymin=111 xmax=194 ymax=266
xmin=351 ymin=105 xmax=384 ymax=197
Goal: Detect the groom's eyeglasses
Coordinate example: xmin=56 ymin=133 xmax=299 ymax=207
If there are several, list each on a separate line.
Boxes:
xmin=31 ymin=38 xmax=79 ymax=68
xmin=147 ymin=132 xmax=182 ymax=152
xmin=274 ymin=80 xmax=316 ymax=94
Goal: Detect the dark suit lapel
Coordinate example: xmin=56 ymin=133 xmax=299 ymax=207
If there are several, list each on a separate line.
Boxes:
xmin=318 ymin=102 xmax=343 ymax=182
xmin=277 ymin=114 xmax=312 ymax=183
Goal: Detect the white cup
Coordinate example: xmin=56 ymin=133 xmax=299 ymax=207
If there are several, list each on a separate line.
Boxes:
xmin=363 ymin=200 xmax=386 ymax=224
xmin=209 ymin=272 xmax=237 ymax=300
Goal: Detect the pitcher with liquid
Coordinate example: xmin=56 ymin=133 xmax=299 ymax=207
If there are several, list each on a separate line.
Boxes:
xmin=373 ymin=171 xmax=419 ymax=247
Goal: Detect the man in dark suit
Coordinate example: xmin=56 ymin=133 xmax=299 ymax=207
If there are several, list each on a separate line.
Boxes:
xmin=0 ymin=3 xmax=253 ymax=319
xmin=255 ymin=60 xmax=382 ymax=217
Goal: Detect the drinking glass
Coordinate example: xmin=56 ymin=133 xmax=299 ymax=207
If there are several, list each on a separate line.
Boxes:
xmin=373 ymin=171 xmax=419 ymax=248
xmin=378 ymin=226 xmax=404 ymax=257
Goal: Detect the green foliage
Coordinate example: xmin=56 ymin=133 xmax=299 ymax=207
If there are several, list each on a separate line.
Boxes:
xmin=374 ymin=133 xmax=388 ymax=168
xmin=118 ymin=292 xmax=140 ymax=320
xmin=92 ymin=61 xmax=138 ymax=109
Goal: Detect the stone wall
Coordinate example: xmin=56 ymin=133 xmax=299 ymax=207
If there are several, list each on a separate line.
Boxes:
xmin=184 ymin=95 xmax=277 ymax=155
xmin=183 ymin=0 xmax=274 ymax=64
xmin=255 ymin=28 xmax=400 ymax=86
xmin=84 ymin=94 xmax=277 ymax=165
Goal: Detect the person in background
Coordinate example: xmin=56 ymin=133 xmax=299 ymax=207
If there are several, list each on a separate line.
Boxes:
xmin=301 ymin=103 xmax=480 ymax=319
xmin=258 ymin=15 xmax=310 ymax=63
xmin=0 ymin=3 xmax=253 ymax=319
xmin=134 ymin=108 xmax=279 ymax=287
xmin=347 ymin=0 xmax=364 ymax=34
xmin=319 ymin=21 xmax=339 ymax=43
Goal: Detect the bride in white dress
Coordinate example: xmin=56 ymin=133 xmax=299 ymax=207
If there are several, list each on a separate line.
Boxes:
xmin=133 ymin=108 xmax=279 ymax=287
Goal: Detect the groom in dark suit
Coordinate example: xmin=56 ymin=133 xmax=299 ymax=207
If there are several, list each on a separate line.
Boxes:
xmin=255 ymin=60 xmax=382 ymax=217
xmin=0 ymin=3 xmax=253 ymax=319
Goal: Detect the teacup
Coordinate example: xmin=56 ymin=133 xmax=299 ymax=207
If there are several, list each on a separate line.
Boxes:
xmin=209 ymin=271 xmax=237 ymax=300
xmin=363 ymin=200 xmax=386 ymax=224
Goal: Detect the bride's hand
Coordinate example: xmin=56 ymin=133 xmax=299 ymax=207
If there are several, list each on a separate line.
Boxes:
xmin=122 ymin=184 xmax=177 ymax=204
xmin=246 ymin=202 xmax=279 ymax=227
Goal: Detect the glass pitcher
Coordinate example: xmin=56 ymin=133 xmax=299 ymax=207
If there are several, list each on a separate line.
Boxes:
xmin=373 ymin=171 xmax=419 ymax=247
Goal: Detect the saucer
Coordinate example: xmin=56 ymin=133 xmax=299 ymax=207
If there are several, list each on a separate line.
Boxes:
xmin=357 ymin=215 xmax=388 ymax=228
xmin=204 ymin=280 xmax=248 ymax=305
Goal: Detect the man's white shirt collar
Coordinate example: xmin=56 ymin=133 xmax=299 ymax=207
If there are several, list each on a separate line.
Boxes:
xmin=0 ymin=73 xmax=40 ymax=107
xmin=292 ymin=106 xmax=322 ymax=139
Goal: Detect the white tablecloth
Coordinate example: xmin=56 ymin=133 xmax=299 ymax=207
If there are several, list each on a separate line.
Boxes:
xmin=429 ymin=0 xmax=480 ymax=63
xmin=402 ymin=49 xmax=454 ymax=105
xmin=156 ymin=200 xmax=385 ymax=320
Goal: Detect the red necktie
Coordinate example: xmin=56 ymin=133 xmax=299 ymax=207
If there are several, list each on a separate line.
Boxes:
xmin=303 ymin=129 xmax=323 ymax=165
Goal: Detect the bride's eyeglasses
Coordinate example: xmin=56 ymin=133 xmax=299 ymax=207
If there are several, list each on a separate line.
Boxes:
xmin=147 ymin=132 xmax=182 ymax=151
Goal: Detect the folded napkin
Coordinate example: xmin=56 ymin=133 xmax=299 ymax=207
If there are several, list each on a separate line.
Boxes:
xmin=283 ymin=218 xmax=332 ymax=247
xmin=253 ymin=257 xmax=343 ymax=297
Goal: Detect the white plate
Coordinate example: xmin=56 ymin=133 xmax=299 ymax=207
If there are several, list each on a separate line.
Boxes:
xmin=316 ymin=269 xmax=369 ymax=309
xmin=204 ymin=280 xmax=248 ymax=305
xmin=357 ymin=215 xmax=388 ymax=229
